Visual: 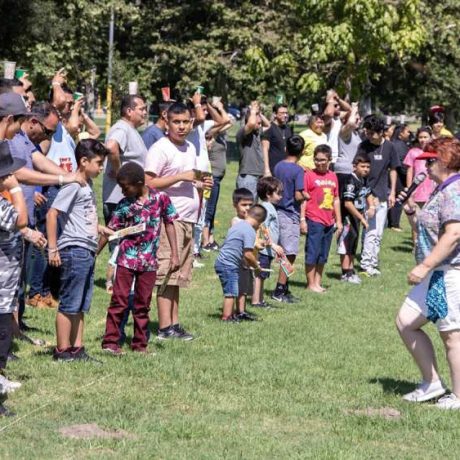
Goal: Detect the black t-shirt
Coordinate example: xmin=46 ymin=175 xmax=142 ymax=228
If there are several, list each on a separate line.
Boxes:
xmin=391 ymin=139 xmax=409 ymax=174
xmin=340 ymin=173 xmax=371 ymax=221
xmin=262 ymin=122 xmax=293 ymax=174
xmin=356 ymin=139 xmax=400 ymax=201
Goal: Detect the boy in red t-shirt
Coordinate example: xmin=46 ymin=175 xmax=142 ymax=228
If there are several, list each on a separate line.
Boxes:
xmin=303 ymin=144 xmax=342 ymax=292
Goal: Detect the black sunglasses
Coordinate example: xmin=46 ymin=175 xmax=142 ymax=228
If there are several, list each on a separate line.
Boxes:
xmin=426 ymin=158 xmax=437 ymax=165
xmin=38 ymin=121 xmax=56 ymax=138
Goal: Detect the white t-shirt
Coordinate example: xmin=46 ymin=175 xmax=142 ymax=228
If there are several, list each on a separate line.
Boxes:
xmin=327 ymin=117 xmax=342 ymax=162
xmin=144 ymin=137 xmax=199 ymax=223
xmin=187 ymin=120 xmax=214 ymax=171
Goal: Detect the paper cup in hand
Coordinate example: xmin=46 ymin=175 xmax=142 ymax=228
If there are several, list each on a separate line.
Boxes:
xmin=195 ymin=85 xmax=204 ymax=94
xmin=161 ymin=87 xmax=171 ymax=101
xmin=3 ymin=61 xmax=16 ymax=79
xmin=212 ymin=96 xmax=221 ymax=105
xmin=128 ymin=81 xmax=138 ymax=95
xmin=15 ymin=68 xmax=27 ymax=79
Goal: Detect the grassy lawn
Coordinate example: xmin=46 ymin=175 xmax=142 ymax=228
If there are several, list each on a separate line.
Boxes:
xmin=3 ymin=161 xmax=460 ymax=459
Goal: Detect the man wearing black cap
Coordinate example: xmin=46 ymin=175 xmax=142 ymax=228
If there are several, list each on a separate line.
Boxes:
xmin=0 ymin=140 xmax=28 ymax=415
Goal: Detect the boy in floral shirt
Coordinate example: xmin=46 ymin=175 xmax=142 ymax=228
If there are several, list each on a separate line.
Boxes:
xmin=100 ymin=162 xmax=179 ymax=354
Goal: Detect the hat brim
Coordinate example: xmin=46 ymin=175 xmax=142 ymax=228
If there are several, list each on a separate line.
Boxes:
xmin=416 ymin=152 xmax=438 ymax=161
xmin=0 ymin=157 xmax=26 ymax=177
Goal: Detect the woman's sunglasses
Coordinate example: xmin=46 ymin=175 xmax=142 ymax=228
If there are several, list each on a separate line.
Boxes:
xmin=425 ymin=158 xmax=437 ymax=166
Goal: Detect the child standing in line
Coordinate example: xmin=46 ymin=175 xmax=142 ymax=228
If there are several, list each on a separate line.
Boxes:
xmin=47 ymin=139 xmax=112 ymax=362
xmin=0 ymin=141 xmax=27 ymax=412
xmin=215 ymin=204 xmax=267 ymax=322
xmin=303 ymin=144 xmax=342 ymax=293
xmin=100 ymin=162 xmax=179 ymax=354
xmin=337 ymin=154 xmax=371 ymax=284
xmin=230 ymin=188 xmax=257 ymax=317
xmin=252 ymin=177 xmax=285 ymax=307
xmin=272 ymin=135 xmax=309 ymax=303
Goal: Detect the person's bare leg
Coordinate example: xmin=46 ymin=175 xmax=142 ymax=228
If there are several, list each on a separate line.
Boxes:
xmin=305 ymin=264 xmax=322 ymax=292
xmin=441 ymin=330 xmax=460 ymax=397
xmin=252 ymin=277 xmax=262 ymax=305
xmin=315 ymin=264 xmax=326 ymax=292
xmin=341 ymin=254 xmax=353 ymax=271
xmin=222 ymin=297 xmax=235 ymax=319
xmin=237 ymin=294 xmax=246 ymax=313
xmin=396 ymin=304 xmax=440 ymax=383
xmin=56 ymin=312 xmax=72 ymax=350
xmin=12 ymin=311 xmax=21 ymax=338
xmin=171 ymin=286 xmax=180 ymax=325
xmin=157 ymin=286 xmax=176 ymax=329
xmin=202 ymin=226 xmax=210 ymax=247
xmin=70 ymin=313 xmax=84 ymax=348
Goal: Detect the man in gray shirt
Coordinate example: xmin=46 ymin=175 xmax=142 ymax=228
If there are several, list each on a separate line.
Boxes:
xmin=103 ymin=95 xmax=148 ymax=222
xmin=236 ymin=101 xmax=264 ymax=199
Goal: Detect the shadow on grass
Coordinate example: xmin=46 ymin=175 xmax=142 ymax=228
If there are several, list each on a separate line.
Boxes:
xmin=390 ymin=245 xmax=414 ymax=253
xmin=369 ymin=377 xmax=415 ymax=395
xmin=94 ymin=277 xmax=108 ymax=290
xmin=325 ymin=272 xmax=342 ymax=280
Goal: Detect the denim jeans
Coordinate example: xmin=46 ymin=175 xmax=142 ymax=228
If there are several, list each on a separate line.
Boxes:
xmin=193 ymin=199 xmax=207 ymax=254
xmin=204 ymin=175 xmax=223 ymax=233
xmin=360 ymin=201 xmax=388 ymax=270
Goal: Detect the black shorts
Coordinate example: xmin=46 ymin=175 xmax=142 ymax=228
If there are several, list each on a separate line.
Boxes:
xmin=256 ymin=254 xmax=274 ymax=280
xmin=337 ymin=215 xmax=361 ymax=256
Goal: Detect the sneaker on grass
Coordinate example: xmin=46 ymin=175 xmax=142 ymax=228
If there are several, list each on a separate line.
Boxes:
xmin=52 ymin=348 xmax=75 ymax=362
xmin=271 ymin=292 xmax=295 ymax=304
xmin=172 ymin=324 xmax=194 ymax=341
xmin=435 ymin=393 xmax=460 ymax=410
xmin=402 ymin=380 xmax=446 ymax=402
xmin=0 ymin=374 xmax=21 ymax=393
xmin=341 ymin=273 xmax=362 ymax=284
xmin=72 ymin=347 xmax=103 ymax=364
xmin=360 ymin=267 xmax=381 ymax=277
xmin=236 ymin=311 xmax=258 ymax=321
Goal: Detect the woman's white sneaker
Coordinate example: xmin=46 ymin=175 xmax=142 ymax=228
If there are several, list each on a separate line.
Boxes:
xmin=402 ymin=380 xmax=446 ymax=402
xmin=435 ymin=393 xmax=460 ymax=410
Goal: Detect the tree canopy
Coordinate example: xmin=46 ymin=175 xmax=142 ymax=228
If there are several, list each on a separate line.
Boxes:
xmin=0 ymin=0 xmax=458 ymax=121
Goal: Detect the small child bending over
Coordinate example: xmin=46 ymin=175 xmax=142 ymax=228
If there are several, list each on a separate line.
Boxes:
xmin=215 ymin=204 xmax=267 ymax=322
xmin=100 ymin=162 xmax=179 ymax=354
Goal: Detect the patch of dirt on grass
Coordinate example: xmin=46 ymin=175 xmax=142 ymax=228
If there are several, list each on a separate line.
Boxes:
xmin=344 ymin=407 xmax=401 ymax=420
xmin=59 ymin=423 xmax=135 ymax=440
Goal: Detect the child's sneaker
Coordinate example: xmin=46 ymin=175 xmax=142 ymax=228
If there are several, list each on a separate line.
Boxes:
xmin=192 ymin=259 xmax=205 ymax=269
xmin=271 ymin=292 xmax=295 ymax=303
xmin=172 ymin=324 xmax=194 ymax=341
xmin=72 ymin=347 xmax=103 ymax=364
xmin=52 ymin=348 xmax=75 ymax=362
xmin=435 ymin=393 xmax=460 ymax=410
xmin=157 ymin=326 xmax=176 ymax=340
xmin=251 ymin=300 xmax=272 ymax=308
xmin=236 ymin=311 xmax=258 ymax=321
xmin=341 ymin=273 xmax=362 ymax=284
xmin=402 ymin=380 xmax=446 ymax=402
xmin=102 ymin=347 xmax=124 ymax=356
xmin=360 ymin=267 xmax=381 ymax=277
xmin=221 ymin=314 xmax=240 ymax=323
xmin=0 ymin=374 xmax=21 ymax=393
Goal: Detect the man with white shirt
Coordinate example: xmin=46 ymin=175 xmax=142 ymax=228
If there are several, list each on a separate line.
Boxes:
xmin=145 ymin=102 xmax=212 ymax=341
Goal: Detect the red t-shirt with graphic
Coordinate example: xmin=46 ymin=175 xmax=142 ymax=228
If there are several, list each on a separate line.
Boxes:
xmin=304 ymin=169 xmax=339 ymax=226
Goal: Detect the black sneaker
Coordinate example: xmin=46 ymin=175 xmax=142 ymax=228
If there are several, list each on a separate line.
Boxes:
xmin=251 ymin=301 xmax=272 ymax=309
xmin=221 ymin=314 xmax=240 ymax=323
xmin=210 ymin=241 xmax=219 ymax=251
xmin=157 ymin=326 xmax=176 ymax=340
xmin=271 ymin=293 xmax=295 ymax=304
xmin=0 ymin=404 xmax=15 ymax=417
xmin=284 ymin=291 xmax=299 ymax=303
xmin=52 ymin=348 xmax=75 ymax=362
xmin=72 ymin=347 xmax=103 ymax=364
xmin=202 ymin=243 xmax=213 ymax=252
xmin=172 ymin=324 xmax=194 ymax=341
xmin=236 ymin=311 xmax=257 ymax=321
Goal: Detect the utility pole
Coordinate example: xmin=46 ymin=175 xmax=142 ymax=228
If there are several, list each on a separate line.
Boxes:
xmin=105 ymin=4 xmax=114 ymax=135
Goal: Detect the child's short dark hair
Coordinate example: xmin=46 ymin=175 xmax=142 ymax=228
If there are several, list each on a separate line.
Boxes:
xmin=353 ymin=153 xmax=371 ymax=165
xmin=286 ymin=135 xmax=305 ymax=158
xmin=314 ymin=144 xmax=332 ymax=159
xmin=117 ymin=162 xmax=145 ymax=185
xmin=248 ymin=204 xmax=267 ymax=223
xmin=75 ymin=139 xmax=108 ymax=165
xmin=232 ymin=188 xmax=254 ymax=206
xmin=167 ymin=101 xmax=191 ymax=118
xmin=257 ymin=176 xmax=282 ymax=200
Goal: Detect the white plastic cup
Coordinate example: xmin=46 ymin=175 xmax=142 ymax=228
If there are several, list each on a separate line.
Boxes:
xmin=3 ymin=61 xmax=16 ymax=79
xmin=128 ymin=81 xmax=138 ymax=95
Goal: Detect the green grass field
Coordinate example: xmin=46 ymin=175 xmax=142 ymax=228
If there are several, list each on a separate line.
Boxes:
xmin=3 ymin=161 xmax=460 ymax=459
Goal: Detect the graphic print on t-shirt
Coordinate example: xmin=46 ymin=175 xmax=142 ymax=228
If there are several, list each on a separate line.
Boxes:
xmin=315 ymin=178 xmax=336 ymax=210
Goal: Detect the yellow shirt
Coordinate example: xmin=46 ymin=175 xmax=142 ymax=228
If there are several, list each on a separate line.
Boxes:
xmin=298 ymin=129 xmax=327 ymax=170
xmin=441 ymin=127 xmax=453 ymax=137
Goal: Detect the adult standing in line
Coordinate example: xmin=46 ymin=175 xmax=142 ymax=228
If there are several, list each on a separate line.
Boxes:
xmin=103 ymin=95 xmax=148 ymax=223
xmin=356 ymin=115 xmax=399 ymax=277
xmin=141 ymin=101 xmax=172 ymax=150
xmin=334 ymin=102 xmax=362 ymax=194
xmin=298 ymin=115 xmax=327 ymax=170
xmin=145 ymin=102 xmax=212 ymax=341
xmin=261 ymin=104 xmax=292 ymax=176
xmin=396 ymin=137 xmax=460 ymax=409
xmin=236 ymin=101 xmax=265 ymax=199
xmin=387 ymin=124 xmax=411 ymax=231
xmin=322 ymin=89 xmax=351 ymax=164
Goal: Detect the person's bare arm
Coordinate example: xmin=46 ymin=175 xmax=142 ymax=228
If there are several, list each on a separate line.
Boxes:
xmin=339 ymin=102 xmax=359 ymax=140
xmin=65 ymin=98 xmax=83 ymax=138
xmin=145 ymin=170 xmax=196 ymax=190
xmin=32 ymin=151 xmax=66 ymax=175
xmin=50 ymin=68 xmax=68 ymax=112
xmin=262 ymin=139 xmax=271 ymax=177
xmin=206 ymin=102 xmax=225 ymax=126
xmin=81 ymin=111 xmax=101 ymax=139
xmin=259 ymin=112 xmax=270 ymax=130
xmin=408 ymin=221 xmax=460 ymax=284
xmin=3 ymin=175 xmax=27 ymax=229
xmin=164 ymin=221 xmax=180 ymax=272
xmin=244 ymin=101 xmax=259 ymax=135
xmin=47 ymin=208 xmax=61 ymax=266
xmin=105 ymin=139 xmax=122 ymax=178
xmin=191 ymin=93 xmax=206 ymax=126
xmin=333 ymin=197 xmax=343 ymax=233
xmin=300 ymin=201 xmax=307 ymax=234
xmin=243 ymin=248 xmax=260 ymax=270
xmin=344 ymin=201 xmax=368 ymax=229
xmin=389 ymin=169 xmax=397 ymax=207
xmin=406 ymin=166 xmax=414 ymax=188
xmin=14 ymin=167 xmax=81 ymax=187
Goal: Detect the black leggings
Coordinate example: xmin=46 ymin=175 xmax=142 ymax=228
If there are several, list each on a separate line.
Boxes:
xmin=0 ymin=313 xmax=13 ymax=370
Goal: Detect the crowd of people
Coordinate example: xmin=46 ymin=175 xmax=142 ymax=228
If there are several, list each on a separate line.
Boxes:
xmin=1 ymin=64 xmax=460 ymax=416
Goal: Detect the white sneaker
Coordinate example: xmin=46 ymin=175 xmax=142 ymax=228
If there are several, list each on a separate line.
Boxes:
xmin=435 ymin=393 xmax=460 ymax=410
xmin=192 ymin=259 xmax=204 ymax=269
xmin=360 ymin=267 xmax=381 ymax=277
xmin=0 ymin=375 xmax=22 ymax=393
xmin=402 ymin=380 xmax=446 ymax=402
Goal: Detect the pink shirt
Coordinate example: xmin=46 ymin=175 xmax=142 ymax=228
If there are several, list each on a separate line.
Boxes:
xmin=403 ymin=147 xmax=436 ymax=203
xmin=304 ymin=169 xmax=339 ymax=226
xmin=144 ymin=137 xmax=200 ymax=223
